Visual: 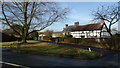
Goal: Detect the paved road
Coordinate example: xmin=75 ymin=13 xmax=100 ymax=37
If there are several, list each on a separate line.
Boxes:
xmin=2 ymin=50 xmax=119 ymax=67
xmin=1 ymin=40 xmax=120 ymax=67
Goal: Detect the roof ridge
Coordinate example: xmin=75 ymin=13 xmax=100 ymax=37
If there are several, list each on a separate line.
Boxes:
xmin=75 ymin=22 xmax=101 ymax=27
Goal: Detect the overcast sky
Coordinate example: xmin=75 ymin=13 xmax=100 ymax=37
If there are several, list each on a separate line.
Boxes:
xmin=41 ymin=2 xmax=118 ymax=32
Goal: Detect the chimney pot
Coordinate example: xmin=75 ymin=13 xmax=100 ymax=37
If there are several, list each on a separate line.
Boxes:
xmin=66 ymin=24 xmax=68 ymax=27
xmin=74 ymin=22 xmax=79 ymax=27
xmin=100 ymin=17 xmax=104 ymax=24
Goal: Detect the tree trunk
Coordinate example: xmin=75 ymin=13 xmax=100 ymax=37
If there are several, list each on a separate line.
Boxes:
xmin=109 ymin=30 xmax=112 ymax=36
xmin=109 ymin=24 xmax=113 ymax=36
xmin=22 ymin=36 xmax=27 ymax=43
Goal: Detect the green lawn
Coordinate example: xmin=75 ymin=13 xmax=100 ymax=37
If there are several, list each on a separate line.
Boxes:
xmin=1 ymin=40 xmax=39 ymax=45
xmin=1 ymin=40 xmax=101 ymax=59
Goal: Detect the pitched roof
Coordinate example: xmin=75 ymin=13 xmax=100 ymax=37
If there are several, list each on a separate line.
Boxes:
xmin=72 ymin=22 xmax=104 ymax=31
xmin=63 ymin=21 xmax=105 ymax=32
xmin=63 ymin=25 xmax=74 ymax=32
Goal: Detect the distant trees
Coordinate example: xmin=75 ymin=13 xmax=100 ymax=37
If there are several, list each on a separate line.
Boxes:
xmin=2 ymin=24 xmax=22 ymax=35
xmin=2 ymin=2 xmax=69 ymax=43
xmin=44 ymin=30 xmax=53 ymax=37
xmin=2 ymin=28 xmax=15 ymax=35
xmin=91 ymin=2 xmax=120 ymax=36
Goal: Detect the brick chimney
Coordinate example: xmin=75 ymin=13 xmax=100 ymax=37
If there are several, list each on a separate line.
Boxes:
xmin=66 ymin=24 xmax=68 ymax=28
xmin=74 ymin=22 xmax=79 ymax=27
xmin=100 ymin=17 xmax=104 ymax=23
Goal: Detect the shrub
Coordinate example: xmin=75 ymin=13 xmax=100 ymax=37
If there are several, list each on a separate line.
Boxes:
xmin=63 ymin=38 xmax=99 ymax=44
xmin=43 ymin=36 xmax=50 ymax=40
xmin=28 ymin=31 xmax=38 ymax=40
xmin=64 ymin=38 xmax=76 ymax=43
xmin=1 ymin=32 xmax=21 ymax=42
xmin=104 ymin=34 xmax=120 ymax=51
xmin=74 ymin=38 xmax=99 ymax=45
xmin=65 ymin=35 xmax=73 ymax=38
xmin=58 ymin=37 xmax=65 ymax=42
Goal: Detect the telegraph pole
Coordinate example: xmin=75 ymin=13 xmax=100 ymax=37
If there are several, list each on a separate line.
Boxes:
xmin=118 ymin=1 xmax=120 ymax=33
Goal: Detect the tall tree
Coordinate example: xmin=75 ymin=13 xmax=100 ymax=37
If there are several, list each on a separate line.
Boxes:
xmin=1 ymin=2 xmax=69 ymax=43
xmin=91 ymin=2 xmax=120 ymax=36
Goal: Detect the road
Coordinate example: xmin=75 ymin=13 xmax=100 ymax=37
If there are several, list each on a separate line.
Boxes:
xmin=1 ymin=41 xmax=120 ymax=68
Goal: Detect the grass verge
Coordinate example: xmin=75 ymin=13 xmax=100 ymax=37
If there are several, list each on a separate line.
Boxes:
xmin=2 ymin=40 xmax=102 ymax=59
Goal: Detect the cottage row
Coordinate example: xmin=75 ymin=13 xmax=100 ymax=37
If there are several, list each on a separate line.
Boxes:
xmin=39 ymin=18 xmax=111 ymax=39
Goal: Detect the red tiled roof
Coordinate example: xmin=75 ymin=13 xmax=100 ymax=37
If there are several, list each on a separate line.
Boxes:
xmin=10 ymin=34 xmax=21 ymax=38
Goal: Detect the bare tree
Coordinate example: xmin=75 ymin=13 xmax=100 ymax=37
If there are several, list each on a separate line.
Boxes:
xmin=91 ymin=2 xmax=120 ymax=36
xmin=44 ymin=30 xmax=53 ymax=37
xmin=1 ymin=2 xmax=69 ymax=43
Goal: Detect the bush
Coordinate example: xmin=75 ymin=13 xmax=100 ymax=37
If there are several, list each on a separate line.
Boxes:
xmin=43 ymin=36 xmax=50 ymax=40
xmin=63 ymin=38 xmax=99 ymax=44
xmin=64 ymin=38 xmax=76 ymax=43
xmin=1 ymin=32 xmax=21 ymax=42
xmin=58 ymin=37 xmax=65 ymax=42
xmin=104 ymin=34 xmax=120 ymax=51
xmin=78 ymin=38 xmax=99 ymax=44
xmin=65 ymin=35 xmax=73 ymax=38
xmin=28 ymin=31 xmax=38 ymax=40
xmin=43 ymin=36 xmax=53 ymax=41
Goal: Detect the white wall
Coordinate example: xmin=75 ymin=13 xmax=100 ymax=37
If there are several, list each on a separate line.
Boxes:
xmin=71 ymin=30 xmax=101 ymax=38
xmin=101 ymin=25 xmax=110 ymax=37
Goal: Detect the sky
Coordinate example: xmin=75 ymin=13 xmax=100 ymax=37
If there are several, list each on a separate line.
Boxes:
xmin=0 ymin=2 xmax=118 ymax=32
xmin=41 ymin=2 xmax=118 ymax=32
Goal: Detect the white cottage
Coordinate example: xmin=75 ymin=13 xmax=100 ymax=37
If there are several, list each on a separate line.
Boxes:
xmin=63 ymin=18 xmax=111 ymax=39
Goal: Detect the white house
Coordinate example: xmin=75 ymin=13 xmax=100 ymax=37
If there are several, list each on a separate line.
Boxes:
xmin=63 ymin=18 xmax=111 ymax=39
xmin=52 ymin=32 xmax=63 ymax=38
xmin=38 ymin=32 xmax=46 ymax=40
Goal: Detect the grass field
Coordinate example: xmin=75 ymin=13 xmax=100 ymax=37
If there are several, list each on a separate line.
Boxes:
xmin=1 ymin=40 xmax=101 ymax=59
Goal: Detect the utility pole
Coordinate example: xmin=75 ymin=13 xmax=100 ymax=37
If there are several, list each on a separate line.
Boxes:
xmin=118 ymin=1 xmax=120 ymax=33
